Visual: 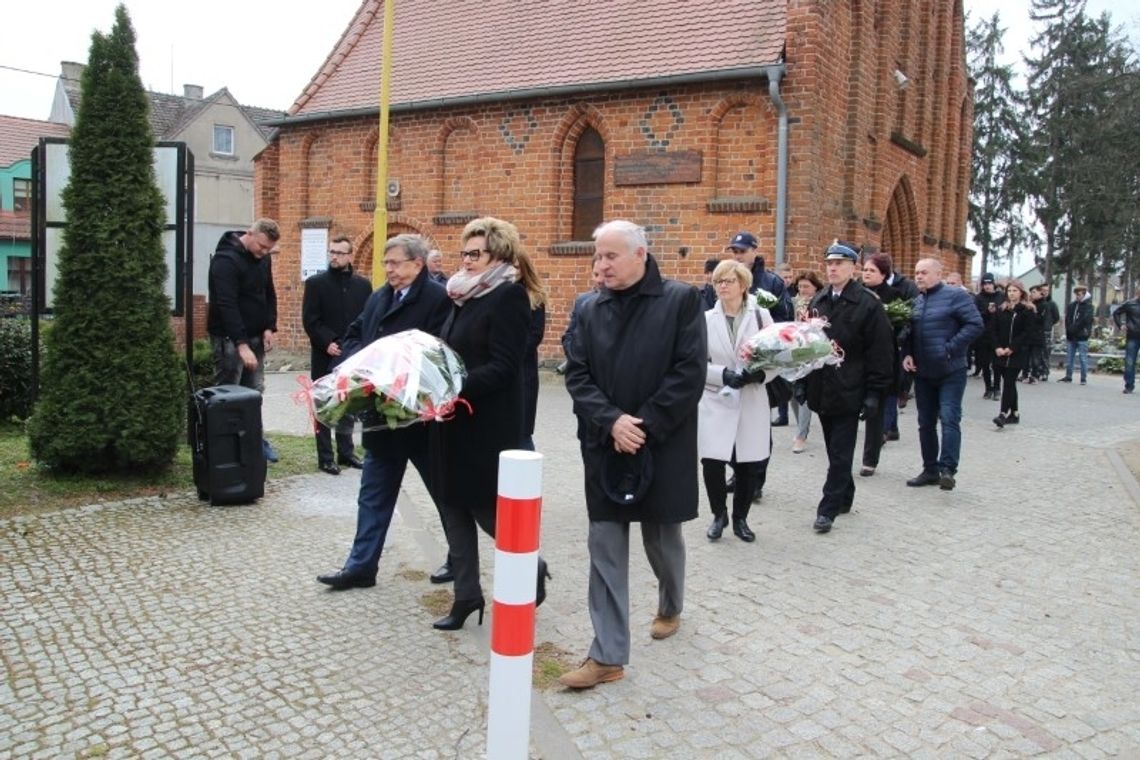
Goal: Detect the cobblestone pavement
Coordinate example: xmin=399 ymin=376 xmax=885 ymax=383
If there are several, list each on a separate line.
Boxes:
xmin=3 ymin=370 xmax=1138 ymax=758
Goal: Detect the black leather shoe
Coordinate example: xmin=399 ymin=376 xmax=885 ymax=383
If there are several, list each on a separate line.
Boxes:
xmin=338 ymin=455 xmax=364 ymax=469
xmin=429 ymin=562 xmax=454 ymax=584
xmin=433 ymin=597 xmax=485 ymax=630
xmin=1004 ymin=413 xmax=1019 ymax=425
xmin=993 ymin=414 xmax=1005 ymax=428
xmin=732 ymin=518 xmax=756 ymax=542
xmin=939 ymin=471 xmax=956 ymax=491
xmin=813 ymin=515 xmax=833 ymax=533
xmin=772 ymin=417 xmax=789 ymax=427
xmin=906 ymin=471 xmax=940 ymax=487
xmin=318 ymin=461 xmax=341 ymax=475
xmin=706 ymin=513 xmax=728 ymax=540
xmin=316 ymin=568 xmax=376 ymax=590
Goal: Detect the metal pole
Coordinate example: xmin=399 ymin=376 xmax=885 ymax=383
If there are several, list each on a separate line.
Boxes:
xmin=371 ymin=0 xmax=395 ymax=284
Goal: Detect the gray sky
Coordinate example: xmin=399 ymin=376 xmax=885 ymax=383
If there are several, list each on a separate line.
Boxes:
xmin=1 ymin=1 xmax=360 ymax=119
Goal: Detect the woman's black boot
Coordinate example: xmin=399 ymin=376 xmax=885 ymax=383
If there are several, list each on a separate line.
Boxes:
xmin=433 ymin=597 xmax=485 ymax=630
xmin=536 ymin=558 xmax=552 ymax=608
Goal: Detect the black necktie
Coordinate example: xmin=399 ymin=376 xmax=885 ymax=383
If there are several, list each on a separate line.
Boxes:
xmin=396 ymin=290 xmax=405 ymax=303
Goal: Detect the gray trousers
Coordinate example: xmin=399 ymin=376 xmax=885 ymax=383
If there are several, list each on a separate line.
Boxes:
xmin=587 ymin=520 xmax=685 ymax=666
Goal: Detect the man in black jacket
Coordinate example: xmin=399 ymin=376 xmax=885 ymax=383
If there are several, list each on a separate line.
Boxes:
xmin=1113 ymin=285 xmax=1140 ymax=394
xmin=560 ymin=219 xmax=706 ymax=689
xmin=315 ymin=233 xmax=453 ymax=590
xmin=804 ymin=242 xmax=894 ymax=534
xmin=1060 ymin=284 xmax=1094 ymax=384
xmin=973 ymin=273 xmax=1005 ymax=399
xmin=206 ymin=218 xmax=279 ymax=460
xmin=302 ymin=235 xmax=372 ymax=474
xmin=727 ymin=231 xmax=792 ymax=322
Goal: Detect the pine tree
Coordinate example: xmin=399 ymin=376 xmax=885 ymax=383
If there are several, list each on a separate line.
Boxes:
xmin=967 ymin=12 xmax=1034 ymax=278
xmin=28 ymin=5 xmax=183 ymax=473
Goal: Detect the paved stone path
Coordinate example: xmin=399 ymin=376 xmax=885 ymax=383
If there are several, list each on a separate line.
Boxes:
xmin=3 ymin=371 xmax=1138 ymax=758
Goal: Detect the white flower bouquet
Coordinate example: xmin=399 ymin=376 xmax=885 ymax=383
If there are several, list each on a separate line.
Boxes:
xmin=309 ymin=329 xmax=467 ymax=431
xmin=739 ymin=318 xmax=842 ymax=381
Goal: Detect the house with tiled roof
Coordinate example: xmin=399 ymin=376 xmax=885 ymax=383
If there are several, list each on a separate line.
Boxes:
xmin=256 ymin=0 xmax=974 ymax=357
xmin=0 ymin=115 xmax=71 ymax=297
xmin=49 ymin=61 xmax=284 ymax=315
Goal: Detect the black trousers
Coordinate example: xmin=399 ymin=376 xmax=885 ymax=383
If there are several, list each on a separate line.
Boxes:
xmin=999 ymin=365 xmax=1021 ymax=416
xmin=818 ymin=413 xmax=859 ymax=519
xmin=702 ymin=456 xmax=755 ymax=521
xmin=315 ymin=416 xmax=355 ymax=465
xmin=976 ymin=346 xmax=998 ymax=393
xmin=862 ymin=398 xmax=884 ymax=468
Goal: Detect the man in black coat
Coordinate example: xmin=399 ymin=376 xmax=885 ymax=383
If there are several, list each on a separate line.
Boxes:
xmin=804 ymin=242 xmax=894 ymax=534
xmin=560 ymin=220 xmax=706 ymax=689
xmin=315 ymin=233 xmax=453 ymax=590
xmin=206 ymin=218 xmax=280 ymax=461
xmin=973 ymin=273 xmax=1005 ymax=399
xmin=302 ymin=235 xmax=372 ymax=474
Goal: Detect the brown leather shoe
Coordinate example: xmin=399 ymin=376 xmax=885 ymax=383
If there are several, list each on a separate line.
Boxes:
xmin=650 ymin=614 xmax=681 ymax=640
xmin=558 ymin=658 xmax=624 ymax=689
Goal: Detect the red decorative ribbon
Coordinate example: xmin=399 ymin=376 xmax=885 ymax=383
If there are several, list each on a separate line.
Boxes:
xmin=291 ymin=375 xmax=321 ymax=434
xmin=418 ymin=396 xmax=473 ymax=422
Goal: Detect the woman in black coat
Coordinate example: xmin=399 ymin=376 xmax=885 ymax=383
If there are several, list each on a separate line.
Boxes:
xmin=858 ymin=254 xmax=904 ymax=475
xmin=992 ymin=280 xmax=1034 ymax=428
xmin=430 ymin=217 xmax=549 ymax=630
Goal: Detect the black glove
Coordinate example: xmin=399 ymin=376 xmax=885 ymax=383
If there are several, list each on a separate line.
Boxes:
xmin=722 ymin=368 xmax=746 ymax=389
xmin=862 ymin=395 xmax=880 ymax=418
xmin=741 ymin=368 xmax=766 ymax=385
xmin=793 ymin=380 xmax=808 ymax=406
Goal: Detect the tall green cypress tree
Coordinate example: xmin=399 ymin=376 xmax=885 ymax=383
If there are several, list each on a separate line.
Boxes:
xmin=28 ymin=4 xmax=183 ymax=473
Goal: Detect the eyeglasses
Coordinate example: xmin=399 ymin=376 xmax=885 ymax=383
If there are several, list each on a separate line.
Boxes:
xmin=713 ymin=278 xmax=739 ymax=287
xmin=460 ymin=249 xmax=491 ymax=261
xmin=381 ymin=258 xmax=413 ymax=268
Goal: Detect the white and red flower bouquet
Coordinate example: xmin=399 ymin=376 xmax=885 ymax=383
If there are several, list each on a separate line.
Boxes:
xmin=309 ymin=329 xmax=467 ymax=431
xmin=739 ymin=318 xmax=843 ymax=381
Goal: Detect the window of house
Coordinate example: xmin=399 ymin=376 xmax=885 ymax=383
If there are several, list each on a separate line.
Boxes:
xmin=213 ymin=125 xmax=235 ymax=155
xmin=7 ymin=256 xmax=31 ymax=295
xmin=12 ymin=178 xmax=31 ymax=214
xmin=572 ymin=128 xmax=605 ymax=241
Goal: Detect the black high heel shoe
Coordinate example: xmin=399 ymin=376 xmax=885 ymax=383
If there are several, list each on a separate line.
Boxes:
xmin=432 ymin=597 xmax=485 ymax=630
xmin=536 ymin=558 xmax=552 ymax=608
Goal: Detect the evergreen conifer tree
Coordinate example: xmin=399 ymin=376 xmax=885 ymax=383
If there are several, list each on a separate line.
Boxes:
xmin=28 ymin=5 xmax=183 ymax=472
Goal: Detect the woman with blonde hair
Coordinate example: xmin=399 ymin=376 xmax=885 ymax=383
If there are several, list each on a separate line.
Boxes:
xmin=430 ymin=217 xmax=550 ymax=629
xmin=992 ymin=279 xmax=1034 ymax=428
xmin=698 ymin=259 xmax=777 ymax=542
xmin=517 ymin=247 xmax=548 ymax=451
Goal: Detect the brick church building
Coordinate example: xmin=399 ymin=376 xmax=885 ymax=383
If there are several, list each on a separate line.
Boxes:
xmin=256 ymin=0 xmax=973 ymax=357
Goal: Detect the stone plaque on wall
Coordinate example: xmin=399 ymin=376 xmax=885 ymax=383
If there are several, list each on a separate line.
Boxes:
xmin=614 ymin=150 xmax=702 ymax=186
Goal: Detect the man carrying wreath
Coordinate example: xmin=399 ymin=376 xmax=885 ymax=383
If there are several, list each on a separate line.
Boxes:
xmin=803 ymin=241 xmax=894 ymax=534
xmin=314 ymin=234 xmax=453 ymax=591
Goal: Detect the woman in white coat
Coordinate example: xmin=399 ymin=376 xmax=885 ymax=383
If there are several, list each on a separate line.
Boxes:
xmin=698 ymin=260 xmax=775 ymax=543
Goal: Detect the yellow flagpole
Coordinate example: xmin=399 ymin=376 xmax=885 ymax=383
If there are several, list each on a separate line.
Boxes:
xmin=372 ymin=0 xmax=395 ymax=284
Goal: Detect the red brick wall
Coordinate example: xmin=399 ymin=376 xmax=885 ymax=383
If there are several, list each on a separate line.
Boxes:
xmin=171 ymin=294 xmax=208 ymax=351
xmin=255 ymin=2 xmax=973 ymax=358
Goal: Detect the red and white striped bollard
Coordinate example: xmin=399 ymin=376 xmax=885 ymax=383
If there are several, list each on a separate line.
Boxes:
xmin=486 ymin=450 xmax=543 ymax=759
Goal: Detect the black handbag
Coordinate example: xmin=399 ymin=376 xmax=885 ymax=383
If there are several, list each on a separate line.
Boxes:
xmin=766 ymin=376 xmax=793 ymax=408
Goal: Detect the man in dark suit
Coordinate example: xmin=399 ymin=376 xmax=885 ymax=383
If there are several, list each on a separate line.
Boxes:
xmin=804 ymin=242 xmax=895 ymax=534
xmin=302 ymin=235 xmax=372 ymax=475
xmin=316 ymin=233 xmax=453 ymax=590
